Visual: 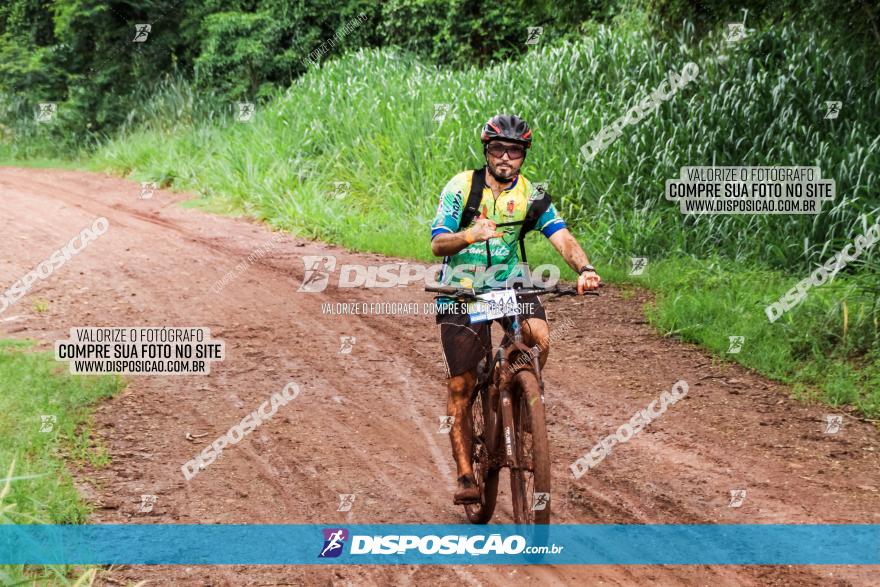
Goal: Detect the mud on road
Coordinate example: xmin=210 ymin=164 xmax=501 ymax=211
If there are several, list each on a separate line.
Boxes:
xmin=1 ymin=167 xmax=878 ymax=586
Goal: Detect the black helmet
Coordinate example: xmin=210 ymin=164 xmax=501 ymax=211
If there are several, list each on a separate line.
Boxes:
xmin=480 ymin=114 xmax=532 ymax=148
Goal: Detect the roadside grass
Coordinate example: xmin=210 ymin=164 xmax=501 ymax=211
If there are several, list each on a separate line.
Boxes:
xmin=631 ymin=257 xmax=880 ymax=418
xmin=0 ymin=339 xmax=125 ymax=585
xmin=0 ymin=156 xmax=87 ymax=170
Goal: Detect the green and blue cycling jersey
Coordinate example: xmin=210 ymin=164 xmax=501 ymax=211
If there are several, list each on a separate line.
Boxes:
xmin=430 ymin=170 xmax=566 ymax=292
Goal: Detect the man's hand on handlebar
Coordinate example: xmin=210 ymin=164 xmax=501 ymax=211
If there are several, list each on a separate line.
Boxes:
xmin=577 ymin=270 xmax=602 ymax=295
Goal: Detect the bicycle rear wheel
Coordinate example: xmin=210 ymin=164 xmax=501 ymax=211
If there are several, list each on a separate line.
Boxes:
xmin=464 ymin=384 xmax=499 ymax=524
xmin=510 ymin=370 xmax=551 ymax=524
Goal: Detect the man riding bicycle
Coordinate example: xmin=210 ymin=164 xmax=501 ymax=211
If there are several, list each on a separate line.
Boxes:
xmin=430 ymin=114 xmax=601 ymax=504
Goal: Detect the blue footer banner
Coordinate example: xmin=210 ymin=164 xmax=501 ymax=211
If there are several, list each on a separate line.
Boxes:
xmin=1 ymin=525 xmax=878 ymax=565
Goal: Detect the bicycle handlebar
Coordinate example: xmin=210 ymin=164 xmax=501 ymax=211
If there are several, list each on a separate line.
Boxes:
xmin=425 ymin=283 xmax=600 ymax=299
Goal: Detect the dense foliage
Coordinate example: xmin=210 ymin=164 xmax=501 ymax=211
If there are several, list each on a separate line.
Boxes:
xmin=2 ymin=0 xmax=876 ymax=147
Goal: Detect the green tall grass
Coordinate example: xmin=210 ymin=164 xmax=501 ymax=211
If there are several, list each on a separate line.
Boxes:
xmin=21 ymin=20 xmax=880 ymax=416
xmin=91 ymin=22 xmax=879 ymax=266
xmin=0 ymin=339 xmax=124 ymax=585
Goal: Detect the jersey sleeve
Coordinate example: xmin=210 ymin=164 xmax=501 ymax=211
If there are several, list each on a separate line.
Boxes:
xmin=537 ymin=202 xmax=566 ymax=237
xmin=430 ymin=173 xmax=468 ymax=240
xmin=535 ymin=194 xmax=566 ymax=238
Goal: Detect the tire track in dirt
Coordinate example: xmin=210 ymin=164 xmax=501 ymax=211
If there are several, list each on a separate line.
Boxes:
xmin=1 ymin=167 xmax=878 ymax=586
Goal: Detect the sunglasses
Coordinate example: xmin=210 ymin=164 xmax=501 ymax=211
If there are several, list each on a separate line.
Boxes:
xmin=487 ymin=143 xmax=526 ymax=160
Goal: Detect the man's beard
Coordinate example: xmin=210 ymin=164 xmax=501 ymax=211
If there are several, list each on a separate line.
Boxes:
xmin=487 ymin=160 xmax=518 ymax=182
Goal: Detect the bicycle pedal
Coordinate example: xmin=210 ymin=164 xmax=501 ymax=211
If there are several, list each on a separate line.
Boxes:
xmin=453 ymin=493 xmax=481 ymax=505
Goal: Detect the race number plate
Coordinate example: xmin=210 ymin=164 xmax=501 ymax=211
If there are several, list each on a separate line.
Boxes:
xmin=467 ymin=289 xmax=518 ymax=324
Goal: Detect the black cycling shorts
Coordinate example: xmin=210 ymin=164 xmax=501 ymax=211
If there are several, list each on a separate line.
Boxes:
xmin=435 ymin=294 xmax=546 ymax=378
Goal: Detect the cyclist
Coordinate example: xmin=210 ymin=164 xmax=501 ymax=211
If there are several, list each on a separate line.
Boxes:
xmin=430 ymin=114 xmax=601 ymax=504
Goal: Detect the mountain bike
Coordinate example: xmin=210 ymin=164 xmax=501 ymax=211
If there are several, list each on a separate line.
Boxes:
xmin=427 ymin=284 xmax=597 ymax=524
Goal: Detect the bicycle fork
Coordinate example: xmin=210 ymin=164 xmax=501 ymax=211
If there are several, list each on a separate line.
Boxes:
xmin=495 ymin=349 xmax=519 ymax=469
xmin=498 ymin=347 xmax=534 ymax=521
xmin=491 ymin=315 xmax=543 ymax=470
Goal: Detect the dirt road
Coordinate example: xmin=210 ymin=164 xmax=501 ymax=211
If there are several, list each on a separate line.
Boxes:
xmin=1 ymin=167 xmax=878 ymax=586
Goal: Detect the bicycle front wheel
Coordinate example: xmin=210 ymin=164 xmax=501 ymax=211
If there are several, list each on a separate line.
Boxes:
xmin=465 ymin=384 xmax=499 ymax=524
xmin=510 ymin=370 xmax=551 ymax=524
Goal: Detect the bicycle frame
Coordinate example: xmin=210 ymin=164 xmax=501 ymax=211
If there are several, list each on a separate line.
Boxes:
xmin=428 ymin=282 xmax=595 ymax=523
xmin=477 ymin=311 xmax=543 ymax=474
